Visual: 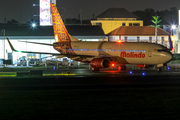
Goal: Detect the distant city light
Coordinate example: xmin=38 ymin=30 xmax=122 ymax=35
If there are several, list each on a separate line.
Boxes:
xmin=33 ymin=4 xmax=39 ymax=6
xmin=32 ymin=23 xmax=36 ymax=27
xmin=171 ymin=25 xmax=176 ymax=29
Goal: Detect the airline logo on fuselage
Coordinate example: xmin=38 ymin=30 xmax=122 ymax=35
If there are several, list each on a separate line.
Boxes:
xmin=120 ymin=52 xmax=145 ymax=58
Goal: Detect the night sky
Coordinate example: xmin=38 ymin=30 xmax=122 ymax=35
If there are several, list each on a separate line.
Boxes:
xmin=0 ymin=0 xmax=180 ymax=23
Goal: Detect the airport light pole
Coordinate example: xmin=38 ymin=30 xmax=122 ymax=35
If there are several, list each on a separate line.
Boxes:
xmin=171 ymin=25 xmax=176 ymax=53
xmin=1 ymin=29 xmax=5 ymax=67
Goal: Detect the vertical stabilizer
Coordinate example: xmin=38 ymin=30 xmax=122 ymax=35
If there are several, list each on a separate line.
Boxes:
xmin=50 ymin=3 xmax=77 ymax=54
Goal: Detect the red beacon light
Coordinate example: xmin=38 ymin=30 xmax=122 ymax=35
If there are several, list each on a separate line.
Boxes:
xmin=111 ymin=63 xmax=115 ymax=67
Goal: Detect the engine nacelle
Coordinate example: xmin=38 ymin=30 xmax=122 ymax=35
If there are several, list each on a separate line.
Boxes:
xmin=137 ymin=64 xmax=151 ymax=68
xmin=90 ymin=58 xmax=110 ymax=68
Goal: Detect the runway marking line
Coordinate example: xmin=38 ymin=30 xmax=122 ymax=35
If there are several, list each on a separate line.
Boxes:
xmin=43 ymin=74 xmax=76 ymax=76
xmin=0 ymin=72 xmax=16 ymax=77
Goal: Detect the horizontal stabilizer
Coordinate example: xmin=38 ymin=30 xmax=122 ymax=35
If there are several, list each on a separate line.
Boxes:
xmin=18 ymin=41 xmax=57 ymax=46
xmin=7 ymin=38 xmax=59 ymax=55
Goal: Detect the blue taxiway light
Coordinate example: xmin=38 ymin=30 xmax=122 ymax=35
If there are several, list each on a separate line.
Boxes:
xmin=130 ymin=71 xmax=132 ymax=74
xmin=53 ymin=67 xmax=56 ymax=69
xmin=142 ymin=72 xmax=145 ymax=76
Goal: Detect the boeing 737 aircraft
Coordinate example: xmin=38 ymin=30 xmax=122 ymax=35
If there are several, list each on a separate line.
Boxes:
xmin=7 ymin=3 xmax=173 ymax=72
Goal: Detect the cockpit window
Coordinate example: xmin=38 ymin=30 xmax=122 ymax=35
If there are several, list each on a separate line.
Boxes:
xmin=157 ymin=49 xmax=170 ymax=52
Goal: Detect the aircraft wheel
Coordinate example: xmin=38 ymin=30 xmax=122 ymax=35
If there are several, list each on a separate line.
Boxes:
xmin=118 ymin=66 xmax=122 ymax=71
xmin=91 ymin=67 xmax=99 ymax=72
xmin=157 ymin=67 xmax=162 ymax=72
xmin=118 ymin=65 xmax=126 ymax=70
xmin=94 ymin=68 xmax=99 ymax=72
xmin=123 ymin=65 xmax=127 ymax=70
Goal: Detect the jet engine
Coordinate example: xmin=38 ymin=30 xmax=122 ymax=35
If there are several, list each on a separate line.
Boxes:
xmin=90 ymin=58 xmax=110 ymax=68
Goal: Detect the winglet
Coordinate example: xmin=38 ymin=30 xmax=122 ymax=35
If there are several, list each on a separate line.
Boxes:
xmin=7 ymin=38 xmax=17 ymax=52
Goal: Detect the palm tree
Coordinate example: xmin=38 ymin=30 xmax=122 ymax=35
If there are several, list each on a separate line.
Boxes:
xmin=150 ymin=15 xmax=162 ymax=43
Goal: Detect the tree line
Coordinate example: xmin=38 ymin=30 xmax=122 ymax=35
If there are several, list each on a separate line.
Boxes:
xmin=0 ymin=7 xmax=178 ymax=26
xmin=132 ymin=7 xmax=178 ymax=26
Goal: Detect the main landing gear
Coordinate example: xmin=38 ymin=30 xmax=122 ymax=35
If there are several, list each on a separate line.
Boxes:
xmin=91 ymin=65 xmax=127 ymax=72
xmin=118 ymin=65 xmax=126 ymax=71
xmin=91 ymin=67 xmax=100 ymax=72
xmin=157 ymin=67 xmax=162 ymax=72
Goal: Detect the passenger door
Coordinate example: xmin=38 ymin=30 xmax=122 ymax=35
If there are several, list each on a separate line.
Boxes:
xmin=148 ymin=47 xmax=153 ymax=57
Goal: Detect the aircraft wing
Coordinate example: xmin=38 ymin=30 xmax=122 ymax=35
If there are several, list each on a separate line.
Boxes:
xmin=18 ymin=40 xmax=56 ymax=46
xmin=7 ymin=38 xmax=94 ymax=58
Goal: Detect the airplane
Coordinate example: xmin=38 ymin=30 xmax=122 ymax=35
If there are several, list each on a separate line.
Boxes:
xmin=7 ymin=3 xmax=173 ymax=72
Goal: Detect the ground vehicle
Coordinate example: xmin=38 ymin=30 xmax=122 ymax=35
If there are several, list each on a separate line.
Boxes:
xmin=0 ymin=59 xmax=4 ymax=66
xmin=28 ymin=59 xmax=41 ymax=66
xmin=17 ymin=57 xmax=27 ymax=66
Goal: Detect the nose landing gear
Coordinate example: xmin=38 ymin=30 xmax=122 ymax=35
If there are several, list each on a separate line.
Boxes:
xmin=157 ymin=67 xmax=162 ymax=72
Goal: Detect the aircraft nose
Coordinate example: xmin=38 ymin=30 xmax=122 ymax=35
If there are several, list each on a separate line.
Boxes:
xmin=166 ymin=52 xmax=173 ymax=62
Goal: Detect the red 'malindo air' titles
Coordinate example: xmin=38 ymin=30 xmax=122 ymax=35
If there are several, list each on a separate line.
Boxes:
xmin=120 ymin=52 xmax=145 ymax=58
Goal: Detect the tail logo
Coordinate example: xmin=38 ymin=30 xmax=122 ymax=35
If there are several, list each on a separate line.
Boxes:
xmin=50 ymin=3 xmax=75 ymax=55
